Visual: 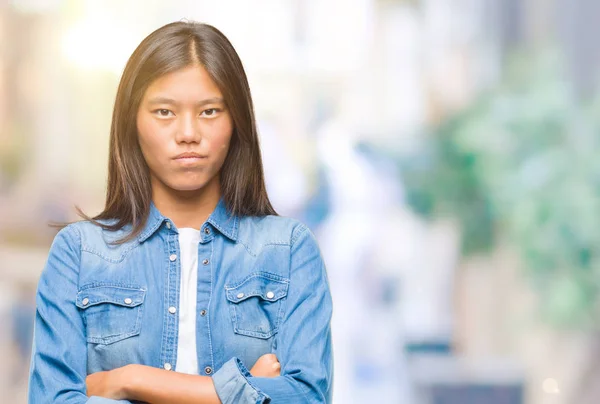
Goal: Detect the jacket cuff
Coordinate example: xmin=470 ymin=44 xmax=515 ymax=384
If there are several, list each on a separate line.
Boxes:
xmin=212 ymin=357 xmax=271 ymax=404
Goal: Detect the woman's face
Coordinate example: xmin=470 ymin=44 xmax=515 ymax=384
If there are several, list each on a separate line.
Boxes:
xmin=136 ymin=64 xmax=233 ymax=198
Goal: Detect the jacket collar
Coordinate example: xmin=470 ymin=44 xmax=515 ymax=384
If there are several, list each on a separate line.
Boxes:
xmin=138 ymin=198 xmax=238 ymax=243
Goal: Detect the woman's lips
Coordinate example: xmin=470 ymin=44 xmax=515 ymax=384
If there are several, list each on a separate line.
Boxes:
xmin=173 ymin=153 xmax=208 ymax=166
xmin=173 ymin=152 xmax=206 ymax=159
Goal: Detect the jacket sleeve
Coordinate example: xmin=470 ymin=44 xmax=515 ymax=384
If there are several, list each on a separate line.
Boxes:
xmin=212 ymin=224 xmax=334 ymax=403
xmin=28 ymin=225 xmax=133 ymax=404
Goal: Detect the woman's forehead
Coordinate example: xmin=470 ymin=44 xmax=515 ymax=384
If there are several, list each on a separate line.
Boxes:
xmin=143 ymin=65 xmax=223 ymax=103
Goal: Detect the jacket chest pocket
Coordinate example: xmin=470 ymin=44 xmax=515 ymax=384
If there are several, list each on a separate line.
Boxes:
xmin=76 ymin=285 xmax=146 ymax=345
xmin=225 ymin=272 xmax=289 ymax=339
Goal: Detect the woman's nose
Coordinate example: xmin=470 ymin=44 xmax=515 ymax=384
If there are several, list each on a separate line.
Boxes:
xmin=176 ymin=113 xmax=200 ymax=143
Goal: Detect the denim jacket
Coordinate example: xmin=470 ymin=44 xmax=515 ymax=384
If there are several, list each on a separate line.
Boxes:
xmin=28 ymin=200 xmax=333 ymax=403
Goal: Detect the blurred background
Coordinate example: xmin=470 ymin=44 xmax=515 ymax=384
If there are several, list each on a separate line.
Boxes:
xmin=2 ymin=0 xmax=600 ymax=403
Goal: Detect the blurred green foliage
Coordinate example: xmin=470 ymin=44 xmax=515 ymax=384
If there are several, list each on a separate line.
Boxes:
xmin=402 ymin=51 xmax=600 ymax=329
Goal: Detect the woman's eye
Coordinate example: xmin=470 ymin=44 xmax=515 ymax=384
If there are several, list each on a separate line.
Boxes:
xmin=154 ymin=109 xmax=173 ymax=117
xmin=201 ymin=108 xmax=219 ymax=117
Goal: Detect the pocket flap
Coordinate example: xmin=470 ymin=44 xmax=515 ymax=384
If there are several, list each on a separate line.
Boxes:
xmin=225 ymin=273 xmax=289 ymax=304
xmin=76 ymin=285 xmax=146 ymax=309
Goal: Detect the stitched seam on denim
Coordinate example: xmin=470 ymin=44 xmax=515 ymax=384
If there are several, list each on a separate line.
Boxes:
xmin=235 ymin=239 xmax=258 ymax=257
xmin=70 ymin=224 xmax=83 ymax=289
xmin=78 ymin=283 xmax=146 ymax=291
xmin=275 ymin=296 xmax=286 ymax=335
xmin=230 ymin=302 xmax=239 ymax=334
xmin=170 ymin=233 xmax=181 ymax=369
xmin=206 ymin=241 xmax=215 ymax=371
xmin=77 ymin=300 xmax=144 ymax=309
xmin=226 ymin=289 xmax=286 ymax=302
xmin=139 ymin=216 xmax=163 ymax=243
xmin=87 ymin=327 xmax=140 ymax=344
xmin=80 ymin=242 xmax=140 ymax=264
xmin=224 ymin=272 xmax=290 ymax=290
xmin=232 ymin=216 xmax=239 ymax=239
xmin=136 ymin=285 xmax=144 ymax=348
xmin=233 ymin=327 xmax=273 ymax=339
xmin=290 ymin=223 xmax=308 ymax=247
xmin=77 ymin=298 xmax=144 ymax=308
xmin=237 ymin=238 xmax=290 ymax=252
xmin=159 ymin=233 xmax=171 ymax=369
xmin=263 ymin=241 xmax=289 ymax=246
xmin=86 ymin=323 xmax=139 ymax=340
xmin=68 ymin=223 xmax=83 ymax=253
xmin=208 ymin=216 xmax=237 ymax=241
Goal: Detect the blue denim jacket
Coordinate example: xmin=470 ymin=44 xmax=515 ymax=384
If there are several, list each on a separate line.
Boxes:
xmin=28 ymin=200 xmax=333 ymax=403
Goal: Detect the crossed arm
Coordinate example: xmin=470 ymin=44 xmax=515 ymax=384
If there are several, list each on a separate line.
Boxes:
xmin=86 ymin=354 xmax=281 ymax=403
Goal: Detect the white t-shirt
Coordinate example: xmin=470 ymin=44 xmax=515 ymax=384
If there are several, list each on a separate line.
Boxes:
xmin=176 ymin=228 xmax=201 ymax=374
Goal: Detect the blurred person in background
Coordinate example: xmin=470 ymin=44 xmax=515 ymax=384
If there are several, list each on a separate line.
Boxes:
xmin=11 ymin=281 xmax=36 ymax=384
xmin=28 ymin=21 xmax=333 ymax=404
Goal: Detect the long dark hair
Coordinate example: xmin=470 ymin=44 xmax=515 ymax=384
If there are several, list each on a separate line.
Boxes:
xmin=77 ymin=21 xmax=276 ymax=242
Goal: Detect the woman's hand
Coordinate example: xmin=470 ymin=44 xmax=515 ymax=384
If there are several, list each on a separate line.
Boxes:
xmin=249 ymin=353 xmax=280 ymax=378
xmin=86 ymin=364 xmax=132 ymax=400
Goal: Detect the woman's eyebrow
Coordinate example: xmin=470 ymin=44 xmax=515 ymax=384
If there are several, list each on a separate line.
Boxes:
xmin=146 ymin=96 xmax=225 ymax=107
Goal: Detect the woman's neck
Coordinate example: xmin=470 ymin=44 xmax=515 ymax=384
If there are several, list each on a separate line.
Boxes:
xmin=151 ymin=178 xmax=221 ymax=230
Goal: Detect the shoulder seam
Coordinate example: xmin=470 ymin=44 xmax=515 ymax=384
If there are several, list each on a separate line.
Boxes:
xmin=66 ymin=223 xmax=83 ymax=288
xmin=62 ymin=223 xmax=83 ymax=254
xmin=290 ymin=223 xmax=308 ymax=247
xmin=74 ymin=222 xmax=140 ymax=263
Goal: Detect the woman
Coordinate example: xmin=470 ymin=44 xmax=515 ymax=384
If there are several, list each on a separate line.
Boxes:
xmin=28 ymin=21 xmax=333 ymax=404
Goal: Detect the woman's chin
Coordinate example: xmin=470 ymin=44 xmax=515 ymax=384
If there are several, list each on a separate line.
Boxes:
xmin=172 ymin=185 xmax=205 ymax=194
xmin=155 ymin=174 xmax=219 ymax=196
xmin=168 ymin=181 xmax=212 ymax=195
